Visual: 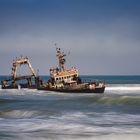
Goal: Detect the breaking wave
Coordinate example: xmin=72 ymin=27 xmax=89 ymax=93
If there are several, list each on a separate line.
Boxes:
xmin=0 ymin=111 xmax=140 ymax=140
xmin=106 ymin=84 xmax=140 ymax=91
xmin=81 ymin=95 xmax=140 ymax=105
xmin=0 ymin=110 xmax=40 ymax=118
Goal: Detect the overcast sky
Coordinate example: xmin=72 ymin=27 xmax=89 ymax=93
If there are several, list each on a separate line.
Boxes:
xmin=0 ymin=0 xmax=140 ymax=75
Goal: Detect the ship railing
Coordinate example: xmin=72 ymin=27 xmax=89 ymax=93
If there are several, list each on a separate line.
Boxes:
xmin=82 ymin=79 xmax=105 ymax=84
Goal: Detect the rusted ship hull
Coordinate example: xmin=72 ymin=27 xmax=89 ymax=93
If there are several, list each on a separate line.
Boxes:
xmin=37 ymin=86 xmax=105 ymax=93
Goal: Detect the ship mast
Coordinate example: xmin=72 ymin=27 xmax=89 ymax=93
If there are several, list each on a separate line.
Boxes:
xmin=56 ymin=48 xmax=66 ymax=72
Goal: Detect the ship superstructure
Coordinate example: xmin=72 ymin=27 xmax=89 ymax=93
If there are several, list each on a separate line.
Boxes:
xmin=49 ymin=48 xmax=79 ymax=87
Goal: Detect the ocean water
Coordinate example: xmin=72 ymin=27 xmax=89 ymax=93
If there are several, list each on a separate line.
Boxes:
xmin=0 ymin=75 xmax=140 ymax=140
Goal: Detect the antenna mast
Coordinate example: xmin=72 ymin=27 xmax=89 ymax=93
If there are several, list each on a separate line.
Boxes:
xmin=56 ymin=48 xmax=66 ymax=71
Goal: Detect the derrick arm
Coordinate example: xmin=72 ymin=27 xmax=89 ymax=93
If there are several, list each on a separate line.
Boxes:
xmin=27 ymin=60 xmax=36 ymax=77
xmin=11 ymin=57 xmax=36 ymax=80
